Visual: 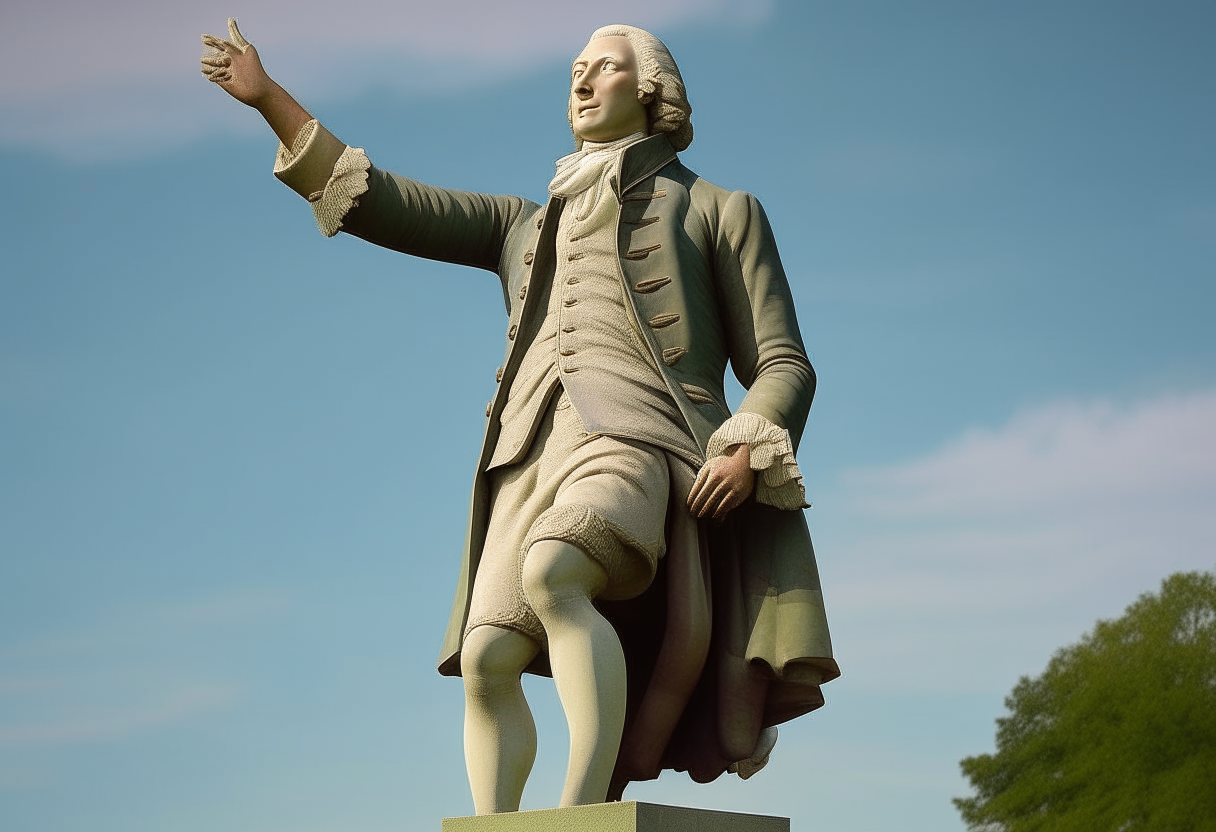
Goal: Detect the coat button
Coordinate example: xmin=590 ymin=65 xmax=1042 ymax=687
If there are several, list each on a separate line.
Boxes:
xmin=508 ymin=324 xmax=518 ymax=340
xmin=495 ymin=366 xmax=504 ymax=382
xmin=523 ymin=251 xmax=534 ymax=266
xmin=519 ymin=285 xmax=527 ymax=300
xmin=485 ymin=401 xmax=493 ymax=417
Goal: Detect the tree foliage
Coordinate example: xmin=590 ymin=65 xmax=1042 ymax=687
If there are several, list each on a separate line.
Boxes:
xmin=955 ymin=570 xmax=1216 ymax=832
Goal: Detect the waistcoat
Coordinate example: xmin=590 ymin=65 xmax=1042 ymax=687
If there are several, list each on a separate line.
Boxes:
xmin=487 ymin=153 xmax=701 ymax=471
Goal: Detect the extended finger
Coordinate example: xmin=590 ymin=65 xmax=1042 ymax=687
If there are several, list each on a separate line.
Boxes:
xmin=688 ymin=469 xmax=723 ymax=516
xmin=201 ymin=55 xmax=231 ymax=67
xmin=202 ymin=33 xmax=239 ymax=55
xmin=695 ymin=479 xmax=732 ymax=520
xmin=687 ymin=464 xmax=712 ymax=510
xmin=202 ymin=68 xmax=232 ymax=82
xmin=712 ymin=488 xmax=744 ymax=522
xmin=228 ymin=18 xmax=251 ymax=50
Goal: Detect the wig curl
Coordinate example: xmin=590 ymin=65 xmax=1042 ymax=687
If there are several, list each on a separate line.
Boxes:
xmin=570 ymin=25 xmax=693 ymax=152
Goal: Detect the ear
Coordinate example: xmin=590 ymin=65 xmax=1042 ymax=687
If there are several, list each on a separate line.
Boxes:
xmin=638 ymin=89 xmax=656 ymax=105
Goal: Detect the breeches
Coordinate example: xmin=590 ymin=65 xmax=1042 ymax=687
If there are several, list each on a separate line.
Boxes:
xmin=466 ymin=388 xmax=691 ymax=646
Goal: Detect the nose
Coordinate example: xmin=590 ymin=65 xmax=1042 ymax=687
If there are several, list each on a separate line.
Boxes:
xmin=574 ymin=78 xmax=592 ymax=100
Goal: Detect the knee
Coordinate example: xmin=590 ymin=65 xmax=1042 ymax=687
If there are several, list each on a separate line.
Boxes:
xmin=461 ymin=627 xmax=535 ymax=697
xmin=521 ymin=539 xmax=607 ymax=616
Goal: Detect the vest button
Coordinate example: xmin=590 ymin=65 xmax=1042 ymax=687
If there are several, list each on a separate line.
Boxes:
xmin=523 ymin=251 xmax=534 ymax=266
xmin=519 ymin=285 xmax=527 ymax=300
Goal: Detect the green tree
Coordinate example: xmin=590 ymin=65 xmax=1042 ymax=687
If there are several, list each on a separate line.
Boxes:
xmin=955 ymin=570 xmax=1216 ymax=832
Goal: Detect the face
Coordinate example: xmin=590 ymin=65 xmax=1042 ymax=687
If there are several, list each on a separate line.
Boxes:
xmin=570 ymin=36 xmax=649 ymax=144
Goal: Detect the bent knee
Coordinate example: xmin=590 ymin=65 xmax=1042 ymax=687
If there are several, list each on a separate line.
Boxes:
xmin=521 ymin=540 xmax=607 ymax=612
xmin=460 ymin=626 xmax=537 ymax=692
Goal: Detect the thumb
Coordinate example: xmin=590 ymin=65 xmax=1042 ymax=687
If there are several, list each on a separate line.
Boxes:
xmin=228 ymin=18 xmax=251 ymax=51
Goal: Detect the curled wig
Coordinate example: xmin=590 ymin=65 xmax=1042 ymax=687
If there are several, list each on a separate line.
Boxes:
xmin=570 ymin=24 xmax=693 ymax=152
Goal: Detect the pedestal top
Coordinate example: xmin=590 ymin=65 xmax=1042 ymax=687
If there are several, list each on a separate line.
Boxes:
xmin=442 ymin=801 xmax=789 ymax=832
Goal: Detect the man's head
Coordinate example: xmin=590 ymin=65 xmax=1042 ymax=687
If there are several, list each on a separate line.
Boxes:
xmin=568 ymin=25 xmax=693 ymax=151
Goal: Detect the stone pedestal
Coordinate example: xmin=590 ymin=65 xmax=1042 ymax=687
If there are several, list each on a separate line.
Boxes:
xmin=442 ymin=801 xmax=789 ymax=832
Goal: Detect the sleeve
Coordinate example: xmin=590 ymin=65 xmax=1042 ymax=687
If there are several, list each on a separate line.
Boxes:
xmin=271 ymin=120 xmax=537 ymax=275
xmin=273 ymin=120 xmax=371 ymax=238
xmin=706 ymin=411 xmax=808 ymax=510
xmin=714 ymin=190 xmax=816 ymax=452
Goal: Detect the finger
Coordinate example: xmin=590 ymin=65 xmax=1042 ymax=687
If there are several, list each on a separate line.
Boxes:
xmin=712 ymin=488 xmax=744 ymax=522
xmin=688 ymin=469 xmax=721 ymax=516
xmin=200 ymin=55 xmax=231 ymax=67
xmin=228 ymin=18 xmax=251 ymax=50
xmin=686 ymin=464 xmax=711 ymax=510
xmin=696 ymin=479 xmax=732 ymax=520
xmin=201 ymin=33 xmax=239 ymax=55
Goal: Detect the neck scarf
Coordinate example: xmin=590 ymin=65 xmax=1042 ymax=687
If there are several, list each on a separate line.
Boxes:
xmin=548 ymin=132 xmax=646 ymax=221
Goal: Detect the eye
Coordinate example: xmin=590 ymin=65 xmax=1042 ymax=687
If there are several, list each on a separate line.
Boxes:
xmin=603 ymin=60 xmax=617 ymax=72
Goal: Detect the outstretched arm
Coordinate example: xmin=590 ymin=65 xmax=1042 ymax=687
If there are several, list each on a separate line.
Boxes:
xmin=200 ymin=20 xmax=533 ymax=278
xmin=201 ymin=19 xmax=311 ymax=151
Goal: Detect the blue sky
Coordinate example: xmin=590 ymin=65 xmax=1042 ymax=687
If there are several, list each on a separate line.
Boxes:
xmin=2 ymin=1 xmax=1213 ymax=830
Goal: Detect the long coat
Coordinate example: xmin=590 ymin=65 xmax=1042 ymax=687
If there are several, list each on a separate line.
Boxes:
xmin=333 ymin=132 xmax=840 ymax=786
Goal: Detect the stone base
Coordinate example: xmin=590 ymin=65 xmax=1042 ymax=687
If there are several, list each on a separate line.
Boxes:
xmin=442 ymin=801 xmax=789 ymax=832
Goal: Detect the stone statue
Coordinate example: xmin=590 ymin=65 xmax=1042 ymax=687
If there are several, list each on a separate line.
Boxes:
xmin=202 ymin=19 xmax=840 ymax=815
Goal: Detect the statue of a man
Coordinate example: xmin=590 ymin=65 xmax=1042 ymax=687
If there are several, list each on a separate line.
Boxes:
xmin=202 ymin=19 xmax=839 ymax=814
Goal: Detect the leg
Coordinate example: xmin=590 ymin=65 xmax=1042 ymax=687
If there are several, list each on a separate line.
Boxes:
xmin=460 ymin=624 xmax=541 ymax=815
xmin=522 ymin=539 xmax=626 ymax=807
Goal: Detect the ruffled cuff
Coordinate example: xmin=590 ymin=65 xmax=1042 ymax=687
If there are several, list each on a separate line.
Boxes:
xmin=706 ymin=411 xmax=808 ymax=510
xmin=272 ymin=120 xmax=370 ymax=238
xmin=310 ymin=144 xmax=371 ymax=237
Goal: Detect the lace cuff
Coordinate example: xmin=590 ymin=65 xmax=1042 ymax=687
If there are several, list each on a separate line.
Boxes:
xmin=272 ymin=120 xmax=370 ymax=237
xmin=310 ymin=145 xmax=371 ymax=237
xmin=706 ymin=411 xmax=808 ymax=510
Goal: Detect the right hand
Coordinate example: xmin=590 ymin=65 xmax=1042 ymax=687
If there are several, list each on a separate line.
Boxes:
xmin=201 ymin=18 xmax=273 ymax=108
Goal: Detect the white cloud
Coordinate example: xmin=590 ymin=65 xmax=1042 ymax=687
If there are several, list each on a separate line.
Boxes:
xmin=0 ymin=0 xmax=771 ymax=160
xmin=818 ymin=390 xmax=1216 ymax=693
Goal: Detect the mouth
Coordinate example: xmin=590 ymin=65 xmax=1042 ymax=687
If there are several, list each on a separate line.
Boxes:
xmin=577 ymin=104 xmax=599 ymax=116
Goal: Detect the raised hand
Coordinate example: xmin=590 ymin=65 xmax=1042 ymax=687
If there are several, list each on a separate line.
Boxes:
xmin=201 ymin=18 xmax=273 ymax=108
xmin=200 ymin=19 xmax=312 ymax=148
xmin=687 ymin=443 xmax=755 ymax=522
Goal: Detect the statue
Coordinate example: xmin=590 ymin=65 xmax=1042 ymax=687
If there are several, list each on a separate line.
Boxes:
xmin=201 ymin=19 xmax=840 ymax=815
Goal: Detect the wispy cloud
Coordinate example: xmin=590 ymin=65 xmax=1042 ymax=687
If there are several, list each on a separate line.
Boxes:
xmin=2 ymin=588 xmax=296 ymax=660
xmin=0 ymin=682 xmax=239 ymax=747
xmin=0 ymin=766 xmax=49 ymax=790
xmin=820 ymin=390 xmax=1216 ymax=692
xmin=0 ymin=590 xmax=285 ymax=751
xmin=0 ymin=0 xmax=770 ymax=160
xmin=0 ymin=677 xmax=64 ymax=695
